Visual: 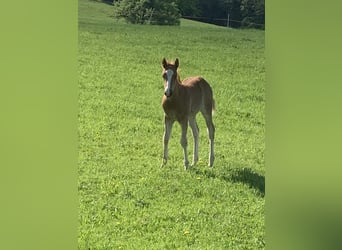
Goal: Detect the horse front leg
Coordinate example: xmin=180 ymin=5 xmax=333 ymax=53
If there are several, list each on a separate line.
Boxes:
xmin=180 ymin=119 xmax=189 ymax=170
xmin=161 ymin=115 xmax=174 ymax=167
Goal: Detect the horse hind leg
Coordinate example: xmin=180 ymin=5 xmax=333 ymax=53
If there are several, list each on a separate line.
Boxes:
xmin=189 ymin=116 xmax=199 ymax=166
xmin=206 ymin=115 xmax=215 ymax=167
xmin=202 ymin=110 xmax=215 ymax=167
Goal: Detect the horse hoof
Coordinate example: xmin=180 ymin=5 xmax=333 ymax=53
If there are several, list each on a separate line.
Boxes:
xmin=184 ymin=162 xmax=190 ymax=170
xmin=161 ymin=159 xmax=167 ymax=167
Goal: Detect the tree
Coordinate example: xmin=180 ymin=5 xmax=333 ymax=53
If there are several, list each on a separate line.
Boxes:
xmin=114 ymin=0 xmax=180 ymax=25
xmin=175 ymin=0 xmax=200 ymax=16
xmin=149 ymin=0 xmax=181 ymax=25
xmin=224 ymin=0 xmax=242 ymax=28
xmin=240 ymin=0 xmax=265 ymax=29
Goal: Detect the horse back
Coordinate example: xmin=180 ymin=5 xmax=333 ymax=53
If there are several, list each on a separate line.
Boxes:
xmin=182 ymin=76 xmax=211 ymax=96
xmin=182 ymin=76 xmax=214 ymax=114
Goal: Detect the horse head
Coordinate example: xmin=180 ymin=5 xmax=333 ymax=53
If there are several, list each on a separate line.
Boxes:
xmin=162 ymin=58 xmax=179 ymax=98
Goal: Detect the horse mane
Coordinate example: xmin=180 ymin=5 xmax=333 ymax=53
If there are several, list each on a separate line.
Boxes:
xmin=176 ymin=70 xmax=181 ymax=83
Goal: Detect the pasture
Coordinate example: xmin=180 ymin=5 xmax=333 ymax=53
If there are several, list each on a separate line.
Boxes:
xmin=79 ymin=0 xmax=265 ymax=249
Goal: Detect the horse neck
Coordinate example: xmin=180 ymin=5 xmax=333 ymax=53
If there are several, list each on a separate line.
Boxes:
xmin=173 ymin=73 xmax=182 ymax=95
xmin=176 ymin=72 xmax=181 ymax=83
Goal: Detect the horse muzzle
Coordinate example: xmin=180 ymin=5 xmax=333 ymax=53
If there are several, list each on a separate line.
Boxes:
xmin=164 ymin=90 xmax=172 ymax=98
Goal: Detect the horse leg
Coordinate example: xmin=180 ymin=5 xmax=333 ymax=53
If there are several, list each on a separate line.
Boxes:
xmin=203 ymin=113 xmax=215 ymax=167
xmin=189 ymin=116 xmax=199 ymax=166
xmin=180 ymin=119 xmax=189 ymax=169
xmin=162 ymin=115 xmax=174 ymax=167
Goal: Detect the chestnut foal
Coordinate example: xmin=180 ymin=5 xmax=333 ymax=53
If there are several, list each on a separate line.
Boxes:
xmin=161 ymin=58 xmax=215 ymax=169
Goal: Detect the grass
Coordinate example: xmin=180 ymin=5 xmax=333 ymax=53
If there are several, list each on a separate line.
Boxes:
xmin=79 ymin=0 xmax=265 ymax=248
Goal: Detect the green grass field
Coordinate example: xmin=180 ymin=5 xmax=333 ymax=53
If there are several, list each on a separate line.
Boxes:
xmin=79 ymin=0 xmax=265 ymax=248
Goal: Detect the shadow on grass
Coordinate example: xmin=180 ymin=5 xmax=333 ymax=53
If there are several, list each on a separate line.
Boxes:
xmin=229 ymin=168 xmax=265 ymax=197
xmin=191 ymin=167 xmax=265 ymax=197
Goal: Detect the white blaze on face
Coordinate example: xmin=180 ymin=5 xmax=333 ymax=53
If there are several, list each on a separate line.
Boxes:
xmin=164 ymin=69 xmax=174 ymax=97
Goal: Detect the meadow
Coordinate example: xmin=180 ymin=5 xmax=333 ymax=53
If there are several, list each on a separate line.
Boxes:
xmin=79 ymin=0 xmax=265 ymax=248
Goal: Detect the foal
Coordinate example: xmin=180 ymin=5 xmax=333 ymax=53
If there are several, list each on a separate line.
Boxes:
xmin=161 ymin=58 xmax=215 ymax=169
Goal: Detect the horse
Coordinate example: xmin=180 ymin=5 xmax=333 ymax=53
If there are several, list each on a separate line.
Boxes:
xmin=161 ymin=58 xmax=215 ymax=169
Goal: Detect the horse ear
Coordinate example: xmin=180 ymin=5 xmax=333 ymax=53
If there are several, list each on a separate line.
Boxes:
xmin=175 ymin=58 xmax=179 ymax=68
xmin=162 ymin=58 xmax=167 ymax=68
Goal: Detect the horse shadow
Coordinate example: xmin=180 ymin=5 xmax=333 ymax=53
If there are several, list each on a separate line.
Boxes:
xmin=191 ymin=166 xmax=265 ymax=197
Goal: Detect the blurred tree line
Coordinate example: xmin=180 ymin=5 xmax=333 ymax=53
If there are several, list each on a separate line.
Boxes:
xmin=108 ymin=0 xmax=264 ymax=29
